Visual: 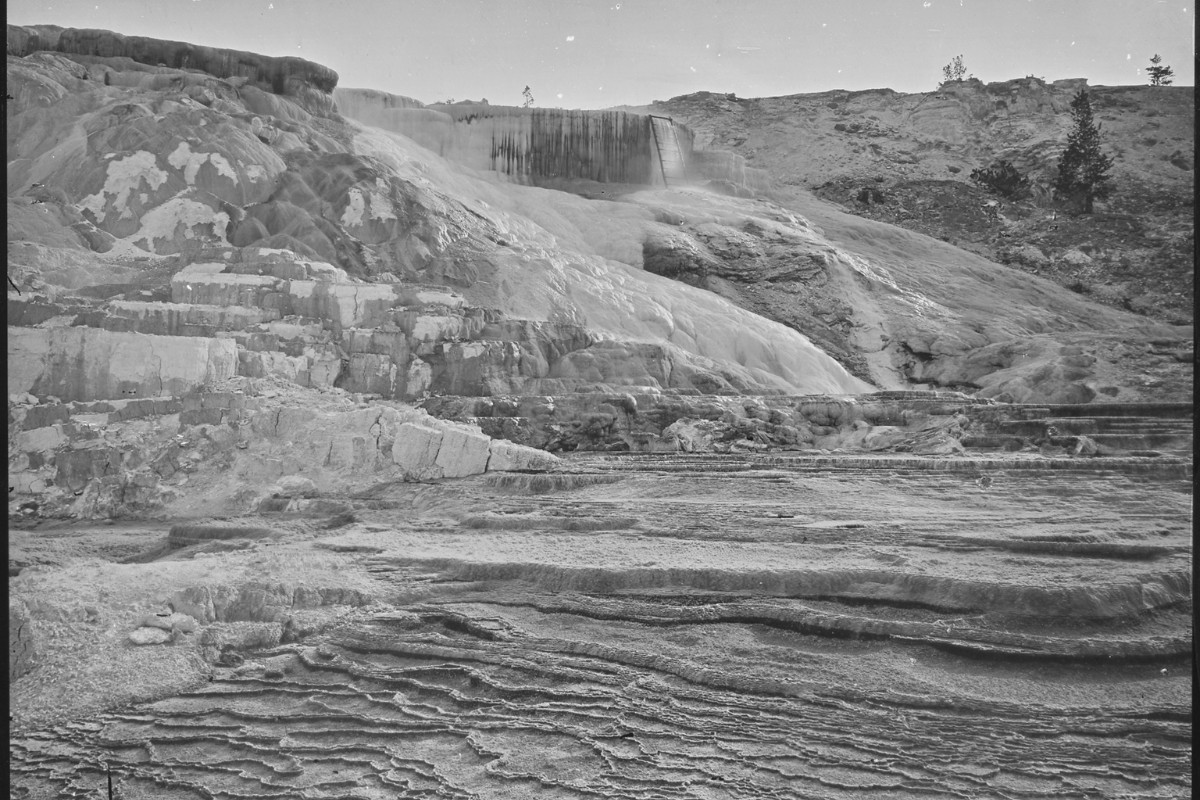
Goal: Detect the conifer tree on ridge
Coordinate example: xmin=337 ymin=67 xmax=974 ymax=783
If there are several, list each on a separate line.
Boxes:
xmin=1146 ymin=54 xmax=1174 ymax=86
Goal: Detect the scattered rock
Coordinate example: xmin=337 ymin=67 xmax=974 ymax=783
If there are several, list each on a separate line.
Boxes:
xmin=272 ymin=475 xmax=317 ymax=498
xmin=216 ymin=647 xmax=244 ymax=667
xmin=128 ymin=626 xmax=173 ymax=646
xmin=138 ymin=611 xmax=177 ymax=631
xmin=663 ymin=419 xmax=724 ymax=452
xmin=1058 ymin=249 xmax=1093 ymax=266
xmin=487 ymin=439 xmax=560 ymax=472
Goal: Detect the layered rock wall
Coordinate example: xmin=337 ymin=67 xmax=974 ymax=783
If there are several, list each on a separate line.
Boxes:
xmin=7 ymin=327 xmax=237 ymax=403
xmin=8 ymin=388 xmax=561 ymax=519
xmin=7 ymin=24 xmax=338 ymax=95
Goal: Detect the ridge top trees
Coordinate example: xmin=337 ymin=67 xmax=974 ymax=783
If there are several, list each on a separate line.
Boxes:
xmin=941 ymin=55 xmax=971 ymax=85
xmin=1147 ymin=54 xmax=1174 ymax=86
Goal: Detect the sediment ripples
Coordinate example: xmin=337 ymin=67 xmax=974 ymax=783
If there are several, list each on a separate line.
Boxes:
xmin=10 ymin=450 xmax=1192 ymax=798
xmin=11 ymin=610 xmax=1191 ymax=799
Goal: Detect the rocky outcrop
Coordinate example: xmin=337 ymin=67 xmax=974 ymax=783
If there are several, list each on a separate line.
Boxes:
xmin=7 ymin=24 xmax=339 ymax=95
xmin=9 ymin=599 xmax=38 ymax=681
xmin=169 ymin=582 xmax=372 ymax=624
xmin=7 ymin=386 xmax=562 ymax=519
xmin=424 ymin=390 xmax=987 ymax=454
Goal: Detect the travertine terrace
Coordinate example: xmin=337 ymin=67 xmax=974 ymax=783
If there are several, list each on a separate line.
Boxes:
xmin=7 ymin=23 xmax=1193 ymax=800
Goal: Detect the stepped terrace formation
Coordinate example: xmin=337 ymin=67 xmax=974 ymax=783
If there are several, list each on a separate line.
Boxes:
xmin=7 ymin=25 xmax=1194 ymax=800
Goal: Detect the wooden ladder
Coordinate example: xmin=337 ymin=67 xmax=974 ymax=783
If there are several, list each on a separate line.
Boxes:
xmin=649 ymin=115 xmax=686 ymax=187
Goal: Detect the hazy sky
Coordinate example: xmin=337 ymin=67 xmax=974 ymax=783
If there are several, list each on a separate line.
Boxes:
xmin=8 ymin=0 xmax=1195 ymax=108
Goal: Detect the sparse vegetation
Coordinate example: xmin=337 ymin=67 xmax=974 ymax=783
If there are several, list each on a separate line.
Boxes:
xmin=1146 ymin=54 xmax=1174 ymax=86
xmin=1054 ymin=90 xmax=1114 ymax=214
xmin=941 ymin=55 xmax=971 ymax=84
xmin=970 ymin=160 xmax=1031 ymax=200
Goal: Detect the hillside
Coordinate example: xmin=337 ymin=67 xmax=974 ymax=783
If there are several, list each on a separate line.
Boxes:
xmin=8 ymin=32 xmax=1191 ymax=413
xmin=636 ymin=78 xmax=1194 ymax=325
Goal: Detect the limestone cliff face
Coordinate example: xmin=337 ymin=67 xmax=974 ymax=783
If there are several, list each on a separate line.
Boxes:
xmin=7 ymin=328 xmax=237 ymax=403
xmin=7 ymin=24 xmax=338 ymax=96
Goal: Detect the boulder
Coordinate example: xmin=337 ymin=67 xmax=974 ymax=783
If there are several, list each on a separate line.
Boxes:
xmin=138 ymin=611 xmax=199 ymax=633
xmin=272 ymin=476 xmax=318 ymax=499
xmin=139 ymin=612 xmax=177 ymax=631
xmin=436 ymin=427 xmax=491 ymax=478
xmin=663 ymin=419 xmax=724 ymax=452
xmin=128 ymin=626 xmax=173 ymax=646
xmin=392 ymin=422 xmax=444 ymax=477
xmin=487 ymin=440 xmax=559 ymax=472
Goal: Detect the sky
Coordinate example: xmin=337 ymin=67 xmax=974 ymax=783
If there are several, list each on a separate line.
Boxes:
xmin=8 ymin=0 xmax=1195 ymax=108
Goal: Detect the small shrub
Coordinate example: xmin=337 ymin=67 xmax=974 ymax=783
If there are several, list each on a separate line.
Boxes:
xmin=1147 ymin=54 xmax=1174 ymax=86
xmin=969 ymin=160 xmax=1030 ymax=199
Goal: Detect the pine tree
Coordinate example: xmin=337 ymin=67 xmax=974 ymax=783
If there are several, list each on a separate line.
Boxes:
xmin=522 ymin=85 xmax=534 ymax=108
xmin=1054 ymin=90 xmax=1114 ymax=214
xmin=1146 ymin=54 xmax=1174 ymax=86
